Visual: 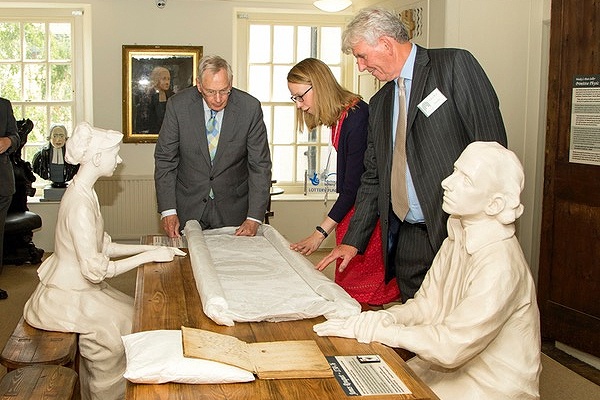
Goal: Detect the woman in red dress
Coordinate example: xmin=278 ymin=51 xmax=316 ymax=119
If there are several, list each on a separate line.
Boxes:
xmin=287 ymin=58 xmax=399 ymax=305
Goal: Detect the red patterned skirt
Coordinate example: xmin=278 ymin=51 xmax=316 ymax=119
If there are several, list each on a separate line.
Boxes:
xmin=334 ymin=208 xmax=400 ymax=305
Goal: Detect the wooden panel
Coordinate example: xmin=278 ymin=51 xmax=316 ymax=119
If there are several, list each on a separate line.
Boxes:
xmin=538 ymin=0 xmax=600 ymax=357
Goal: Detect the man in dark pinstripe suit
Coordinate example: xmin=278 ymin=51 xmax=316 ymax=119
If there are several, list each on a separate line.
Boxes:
xmin=317 ymin=8 xmax=507 ymax=302
xmin=0 ymin=97 xmax=20 ymax=300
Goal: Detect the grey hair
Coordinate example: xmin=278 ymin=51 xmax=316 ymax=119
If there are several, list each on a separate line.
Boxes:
xmin=342 ymin=7 xmax=410 ymax=54
xmin=197 ymin=55 xmax=233 ymax=84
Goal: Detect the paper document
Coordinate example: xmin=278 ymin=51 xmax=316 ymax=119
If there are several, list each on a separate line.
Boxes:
xmin=143 ymin=235 xmax=188 ymax=248
xmin=182 ymin=326 xmax=333 ymax=379
xmin=327 ymin=355 xmax=412 ymax=396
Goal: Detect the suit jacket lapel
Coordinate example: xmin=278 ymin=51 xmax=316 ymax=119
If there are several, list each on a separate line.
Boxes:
xmin=212 ymin=90 xmax=240 ymax=168
xmin=190 ymin=95 xmax=213 ymax=167
xmin=408 ymin=45 xmax=430 ymax=134
xmin=380 ymin=81 xmax=396 ymax=179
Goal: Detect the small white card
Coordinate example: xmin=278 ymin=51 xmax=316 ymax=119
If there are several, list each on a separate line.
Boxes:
xmin=417 ymin=88 xmax=447 ymax=117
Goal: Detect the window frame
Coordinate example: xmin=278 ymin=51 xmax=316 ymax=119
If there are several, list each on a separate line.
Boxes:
xmin=0 ymin=4 xmax=92 ymax=191
xmin=235 ymin=11 xmax=355 ymax=194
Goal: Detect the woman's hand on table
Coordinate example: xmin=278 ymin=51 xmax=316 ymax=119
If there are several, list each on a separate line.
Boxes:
xmin=290 ymin=232 xmax=324 ymax=255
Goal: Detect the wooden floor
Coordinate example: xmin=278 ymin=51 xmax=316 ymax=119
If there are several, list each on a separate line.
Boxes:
xmin=542 ymin=340 xmax=600 ymax=386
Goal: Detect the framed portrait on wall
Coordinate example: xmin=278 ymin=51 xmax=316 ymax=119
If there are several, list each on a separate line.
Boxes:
xmin=122 ymin=45 xmax=203 ymax=143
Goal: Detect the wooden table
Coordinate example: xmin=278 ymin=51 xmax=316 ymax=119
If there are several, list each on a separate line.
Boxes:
xmin=126 ymin=253 xmax=439 ymax=400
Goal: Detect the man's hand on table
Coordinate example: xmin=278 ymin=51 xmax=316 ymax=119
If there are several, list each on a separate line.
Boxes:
xmin=235 ymin=219 xmax=259 ymax=236
xmin=315 ymin=244 xmax=358 ymax=272
xmin=162 ymin=215 xmax=181 ymax=238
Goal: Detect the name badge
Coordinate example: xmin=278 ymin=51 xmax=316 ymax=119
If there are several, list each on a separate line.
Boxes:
xmin=417 ymin=88 xmax=447 ymax=117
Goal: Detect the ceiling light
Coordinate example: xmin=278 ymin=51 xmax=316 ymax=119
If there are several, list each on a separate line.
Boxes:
xmin=313 ymin=0 xmax=352 ymax=13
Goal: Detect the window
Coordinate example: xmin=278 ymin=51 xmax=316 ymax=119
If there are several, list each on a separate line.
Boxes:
xmin=236 ymin=12 xmax=353 ymax=193
xmin=0 ymin=5 xmax=90 ymax=169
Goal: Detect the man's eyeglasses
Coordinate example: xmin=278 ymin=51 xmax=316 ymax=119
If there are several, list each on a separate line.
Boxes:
xmin=203 ymin=88 xmax=232 ymax=97
xmin=291 ymin=86 xmax=312 ymax=103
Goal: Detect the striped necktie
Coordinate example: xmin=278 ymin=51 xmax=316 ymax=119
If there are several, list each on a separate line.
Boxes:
xmin=206 ymin=109 xmax=219 ymax=163
xmin=206 ymin=110 xmax=219 ymax=199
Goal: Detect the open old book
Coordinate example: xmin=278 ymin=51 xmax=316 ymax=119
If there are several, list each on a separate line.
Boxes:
xmin=181 ymin=326 xmax=333 ymax=379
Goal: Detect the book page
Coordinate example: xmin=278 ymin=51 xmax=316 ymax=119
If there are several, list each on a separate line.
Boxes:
xmin=181 ymin=326 xmax=254 ymax=372
xmin=248 ymin=340 xmax=333 ymax=379
xmin=181 ymin=327 xmax=333 ymax=380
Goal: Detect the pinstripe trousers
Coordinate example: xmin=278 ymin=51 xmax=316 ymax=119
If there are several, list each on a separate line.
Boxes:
xmin=388 ymin=209 xmax=436 ymax=302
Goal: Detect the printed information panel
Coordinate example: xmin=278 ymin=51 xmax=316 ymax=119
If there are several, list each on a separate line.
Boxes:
xmin=327 ymin=355 xmax=412 ymax=396
xmin=569 ymin=74 xmax=600 ymax=166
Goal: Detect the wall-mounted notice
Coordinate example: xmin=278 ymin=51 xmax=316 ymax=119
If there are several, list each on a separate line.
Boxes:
xmin=569 ymin=75 xmax=600 ymax=166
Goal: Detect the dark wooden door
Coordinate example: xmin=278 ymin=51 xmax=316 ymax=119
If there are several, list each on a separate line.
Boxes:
xmin=538 ymin=0 xmax=600 ymax=357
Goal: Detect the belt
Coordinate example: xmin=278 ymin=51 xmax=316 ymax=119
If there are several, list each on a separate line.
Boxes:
xmin=404 ymin=221 xmax=427 ymax=229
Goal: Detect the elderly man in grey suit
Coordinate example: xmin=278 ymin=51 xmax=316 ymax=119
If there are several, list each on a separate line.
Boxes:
xmin=154 ymin=55 xmax=272 ymax=238
xmin=0 ymin=97 xmax=20 ymax=300
xmin=317 ymin=8 xmax=507 ymax=302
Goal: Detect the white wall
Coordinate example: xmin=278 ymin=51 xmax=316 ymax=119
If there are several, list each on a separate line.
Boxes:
xmin=13 ymin=0 xmax=550 ymax=281
xmin=442 ymin=0 xmax=549 ymax=283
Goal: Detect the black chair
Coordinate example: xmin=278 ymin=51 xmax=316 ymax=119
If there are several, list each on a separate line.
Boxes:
xmin=265 ymin=180 xmax=284 ymax=225
xmin=2 ymin=119 xmax=43 ymax=265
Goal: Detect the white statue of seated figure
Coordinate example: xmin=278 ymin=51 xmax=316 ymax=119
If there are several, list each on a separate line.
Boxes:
xmin=314 ymin=141 xmax=542 ymax=400
xmin=24 ymin=122 xmax=185 ymax=400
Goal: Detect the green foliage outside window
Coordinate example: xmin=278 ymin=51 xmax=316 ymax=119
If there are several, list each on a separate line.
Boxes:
xmin=0 ymin=20 xmax=73 ymax=163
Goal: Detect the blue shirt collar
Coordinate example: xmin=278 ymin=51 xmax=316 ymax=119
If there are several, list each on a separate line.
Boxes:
xmin=399 ymin=43 xmax=417 ymax=82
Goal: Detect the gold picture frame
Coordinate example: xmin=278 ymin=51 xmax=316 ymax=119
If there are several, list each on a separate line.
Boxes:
xmin=122 ymin=45 xmax=203 ymax=143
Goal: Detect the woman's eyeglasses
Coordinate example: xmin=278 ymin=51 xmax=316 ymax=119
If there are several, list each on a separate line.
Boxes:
xmin=291 ymin=86 xmax=312 ymax=103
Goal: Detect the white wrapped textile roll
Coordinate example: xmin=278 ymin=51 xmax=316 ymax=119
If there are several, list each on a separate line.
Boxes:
xmin=184 ymin=220 xmax=234 ymax=326
xmin=184 ymin=221 xmax=360 ymax=325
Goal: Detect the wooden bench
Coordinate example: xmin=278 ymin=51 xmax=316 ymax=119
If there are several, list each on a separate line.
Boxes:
xmin=0 ymin=365 xmax=78 ymax=399
xmin=0 ymin=316 xmax=78 ymax=373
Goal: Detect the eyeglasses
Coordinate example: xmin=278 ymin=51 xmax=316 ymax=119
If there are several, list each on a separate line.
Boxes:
xmin=202 ymin=88 xmax=232 ymax=97
xmin=291 ymin=86 xmax=312 ymax=103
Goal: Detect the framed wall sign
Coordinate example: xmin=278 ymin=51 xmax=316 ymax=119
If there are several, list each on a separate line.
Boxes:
xmin=122 ymin=45 xmax=203 ymax=143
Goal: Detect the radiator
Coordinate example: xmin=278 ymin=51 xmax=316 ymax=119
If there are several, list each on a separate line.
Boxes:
xmin=95 ymin=175 xmax=162 ymax=241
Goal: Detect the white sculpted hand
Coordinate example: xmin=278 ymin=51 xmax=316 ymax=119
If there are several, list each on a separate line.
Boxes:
xmin=313 ymin=311 xmax=397 ymax=344
xmin=149 ymin=247 xmax=186 ymax=262
xmin=313 ymin=317 xmax=358 ymax=339
xmin=353 ymin=311 xmax=396 ymax=343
